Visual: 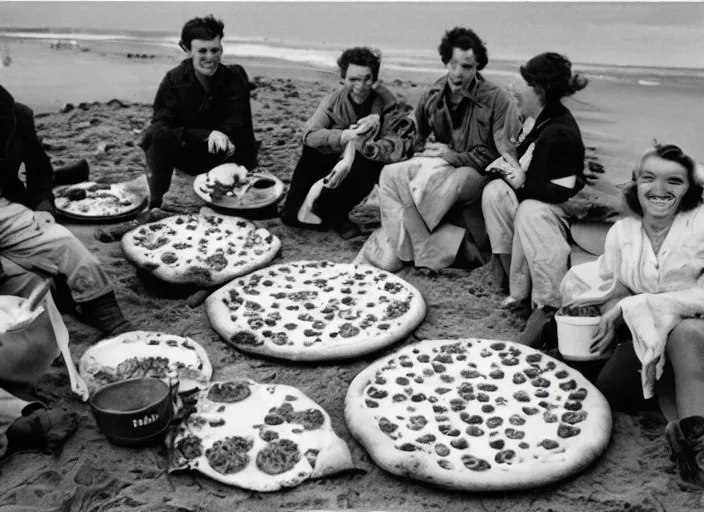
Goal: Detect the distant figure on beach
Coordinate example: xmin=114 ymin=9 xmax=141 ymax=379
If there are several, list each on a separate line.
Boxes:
xmin=561 ymin=142 xmax=704 ymax=487
xmin=355 ymin=27 xmax=522 ymax=271
xmin=280 ymin=46 xmax=416 ymax=240
xmin=481 ymin=52 xmax=589 ymax=347
xmin=141 ymin=15 xmax=258 ymax=209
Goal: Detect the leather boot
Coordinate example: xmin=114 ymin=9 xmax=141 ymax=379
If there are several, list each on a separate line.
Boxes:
xmin=666 ymin=415 xmax=704 ymax=487
xmin=54 ymin=159 xmax=89 ymax=186
xmin=79 ymin=291 xmax=133 ymax=337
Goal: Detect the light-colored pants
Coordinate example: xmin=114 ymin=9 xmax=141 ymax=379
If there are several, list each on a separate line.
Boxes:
xmin=0 ymin=198 xmax=112 ymax=303
xmin=377 ymin=157 xmax=489 ymax=270
xmin=0 ymin=198 xmax=112 ymax=453
xmin=481 ymin=179 xmax=570 ymax=309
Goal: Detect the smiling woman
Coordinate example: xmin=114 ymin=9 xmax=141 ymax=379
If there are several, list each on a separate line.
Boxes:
xmin=560 ymin=142 xmax=704 ymax=487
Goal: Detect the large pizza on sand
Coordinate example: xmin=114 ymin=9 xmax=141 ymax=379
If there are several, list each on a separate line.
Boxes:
xmin=206 ymin=260 xmax=426 ymax=361
xmin=78 ymin=331 xmax=213 ymax=393
xmin=345 ymin=338 xmax=612 ymax=491
xmin=121 ymin=207 xmax=280 ymax=286
xmin=54 ymin=181 xmax=146 ymax=219
xmin=168 ymin=379 xmax=354 ymax=492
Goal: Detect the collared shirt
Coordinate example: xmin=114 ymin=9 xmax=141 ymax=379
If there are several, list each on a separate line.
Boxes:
xmin=415 ymin=74 xmax=521 ymax=171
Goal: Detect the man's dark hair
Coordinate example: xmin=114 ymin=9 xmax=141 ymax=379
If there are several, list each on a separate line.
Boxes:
xmin=337 ymin=47 xmax=382 ymax=82
xmin=438 ymin=27 xmax=488 ymax=70
xmin=623 ymin=143 xmax=702 ymax=216
xmin=180 ymin=15 xmax=225 ymax=51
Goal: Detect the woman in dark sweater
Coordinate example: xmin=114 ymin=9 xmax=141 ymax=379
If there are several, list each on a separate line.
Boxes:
xmin=481 ymin=52 xmax=589 ymax=347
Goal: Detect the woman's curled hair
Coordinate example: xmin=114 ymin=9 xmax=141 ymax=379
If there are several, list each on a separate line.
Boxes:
xmin=520 ymin=52 xmax=588 ymax=104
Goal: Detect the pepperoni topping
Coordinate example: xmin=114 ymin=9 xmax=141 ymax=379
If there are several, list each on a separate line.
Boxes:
xmin=435 ymin=443 xmax=451 ymax=457
xmin=538 ymin=439 xmax=560 ymax=450
xmin=504 ymin=428 xmax=525 ymax=440
xmin=561 ymin=411 xmax=588 ymax=425
xmin=558 ymin=424 xmax=582 ymax=438
xmin=495 ymin=449 xmax=516 ymax=464
xmin=462 ymin=455 xmax=491 ymax=472
xmin=450 ymin=438 xmax=469 ymax=450
xmin=508 ymin=414 xmax=526 ymax=426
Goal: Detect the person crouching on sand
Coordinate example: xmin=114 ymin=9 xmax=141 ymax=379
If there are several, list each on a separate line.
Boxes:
xmin=481 ymin=52 xmax=589 ymax=348
xmin=280 ymin=47 xmax=416 ymax=240
xmin=561 ymin=143 xmax=704 ymax=487
xmin=0 ymin=85 xmax=132 ymax=336
xmin=140 ymin=15 xmax=258 ymax=209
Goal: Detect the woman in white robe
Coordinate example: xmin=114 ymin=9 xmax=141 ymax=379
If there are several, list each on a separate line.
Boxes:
xmin=560 ymin=143 xmax=704 ymax=487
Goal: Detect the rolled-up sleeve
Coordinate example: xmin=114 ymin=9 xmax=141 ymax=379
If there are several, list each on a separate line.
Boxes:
xmin=302 ymin=93 xmax=344 ymax=153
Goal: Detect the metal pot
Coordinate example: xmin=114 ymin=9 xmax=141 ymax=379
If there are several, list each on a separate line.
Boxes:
xmin=89 ymin=377 xmax=181 ymax=447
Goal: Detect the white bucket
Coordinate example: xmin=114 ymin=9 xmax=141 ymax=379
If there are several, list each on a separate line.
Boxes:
xmin=555 ymin=314 xmax=613 ymax=362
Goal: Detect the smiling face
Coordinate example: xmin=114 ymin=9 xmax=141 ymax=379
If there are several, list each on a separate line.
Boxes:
xmin=446 ymin=47 xmax=477 ymax=93
xmin=636 ymin=154 xmax=690 ymax=220
xmin=512 ymin=78 xmax=544 ymax=119
xmin=189 ymin=36 xmax=222 ymax=78
xmin=343 ymin=64 xmax=375 ymax=104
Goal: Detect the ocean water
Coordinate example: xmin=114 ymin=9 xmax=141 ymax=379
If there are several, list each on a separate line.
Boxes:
xmin=2 ymin=28 xmax=703 ymax=90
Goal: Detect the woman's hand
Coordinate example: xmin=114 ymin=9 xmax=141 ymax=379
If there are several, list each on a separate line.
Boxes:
xmin=590 ymin=303 xmax=624 ymax=354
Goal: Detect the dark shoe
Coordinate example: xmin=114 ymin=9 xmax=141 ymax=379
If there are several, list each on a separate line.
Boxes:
xmin=333 ymin=218 xmax=362 ymax=240
xmin=54 ymin=159 xmax=89 ymax=186
xmin=666 ymin=416 xmax=704 ymax=488
xmin=4 ymin=403 xmax=78 ymax=456
xmin=79 ymin=291 xmax=133 ymax=336
xmin=518 ymin=307 xmax=558 ymax=349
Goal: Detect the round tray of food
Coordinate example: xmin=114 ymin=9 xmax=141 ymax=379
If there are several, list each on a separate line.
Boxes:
xmin=193 ymin=164 xmax=284 ymax=211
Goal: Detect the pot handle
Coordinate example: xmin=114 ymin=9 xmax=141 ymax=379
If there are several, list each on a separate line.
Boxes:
xmin=167 ymin=365 xmax=184 ymax=421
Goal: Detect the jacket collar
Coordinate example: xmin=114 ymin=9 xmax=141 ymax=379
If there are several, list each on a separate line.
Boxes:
xmin=429 ymin=73 xmax=487 ymax=106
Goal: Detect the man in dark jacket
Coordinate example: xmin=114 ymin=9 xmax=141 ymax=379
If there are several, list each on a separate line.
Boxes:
xmin=0 ymin=84 xmax=132 ymax=336
xmin=141 ymin=15 xmax=258 ymax=208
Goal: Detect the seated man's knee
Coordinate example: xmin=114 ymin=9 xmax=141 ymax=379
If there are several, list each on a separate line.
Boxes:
xmin=379 ymin=162 xmax=404 ymax=189
xmin=454 ymin=166 xmax=486 ymax=201
xmin=667 ymin=319 xmax=704 ymax=360
xmin=141 ymin=124 xmax=179 ymax=152
xmin=481 ymin=179 xmax=511 ymax=208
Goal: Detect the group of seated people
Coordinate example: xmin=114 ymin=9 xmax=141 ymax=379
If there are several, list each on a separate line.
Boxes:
xmin=1 ymin=14 xmax=703 ymax=488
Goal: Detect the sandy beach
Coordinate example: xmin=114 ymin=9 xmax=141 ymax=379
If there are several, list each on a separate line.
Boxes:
xmin=0 ymin=37 xmax=703 ymax=512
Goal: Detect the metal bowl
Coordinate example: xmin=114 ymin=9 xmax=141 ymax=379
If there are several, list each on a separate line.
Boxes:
xmin=89 ymin=377 xmax=174 ymax=447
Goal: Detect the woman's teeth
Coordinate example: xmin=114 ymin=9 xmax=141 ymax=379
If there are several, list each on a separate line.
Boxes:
xmin=648 ymin=195 xmax=673 ymax=206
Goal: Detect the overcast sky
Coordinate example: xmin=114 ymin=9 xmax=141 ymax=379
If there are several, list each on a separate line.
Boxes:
xmin=1 ymin=2 xmax=703 ymax=68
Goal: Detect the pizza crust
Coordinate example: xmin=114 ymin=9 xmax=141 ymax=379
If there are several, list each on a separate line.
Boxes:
xmin=206 ymin=261 xmax=427 ymax=361
xmin=168 ymin=379 xmax=354 ymax=492
xmin=345 ymin=338 xmax=612 ymax=491
xmin=78 ymin=331 xmax=213 ymax=393
xmin=121 ymin=207 xmax=281 ymax=286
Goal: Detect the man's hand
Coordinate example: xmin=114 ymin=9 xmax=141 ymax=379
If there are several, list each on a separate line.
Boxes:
xmin=356 ymin=114 xmax=380 ymax=132
xmin=340 ymin=123 xmax=375 ymax=146
xmin=208 ymin=130 xmax=235 ymax=155
xmin=418 ymin=142 xmax=454 ymax=162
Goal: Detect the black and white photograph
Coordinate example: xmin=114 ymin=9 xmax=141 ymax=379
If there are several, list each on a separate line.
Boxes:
xmin=0 ymin=1 xmax=703 ymax=510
